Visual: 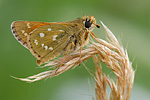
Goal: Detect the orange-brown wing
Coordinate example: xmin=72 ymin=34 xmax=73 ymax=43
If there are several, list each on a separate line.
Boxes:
xmin=11 ymin=21 xmax=52 ymax=48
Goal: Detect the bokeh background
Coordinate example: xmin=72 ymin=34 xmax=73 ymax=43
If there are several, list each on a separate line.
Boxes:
xmin=0 ymin=0 xmax=150 ymax=100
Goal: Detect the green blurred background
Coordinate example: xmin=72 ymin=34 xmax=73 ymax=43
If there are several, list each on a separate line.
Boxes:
xmin=0 ymin=0 xmax=150 ymax=100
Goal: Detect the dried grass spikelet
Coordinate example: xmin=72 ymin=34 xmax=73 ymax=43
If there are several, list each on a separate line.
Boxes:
xmin=14 ymin=48 xmax=98 ymax=82
xmin=94 ymin=55 xmax=108 ymax=100
xmin=14 ymin=21 xmax=135 ymax=100
xmin=93 ymin=21 xmax=135 ymax=100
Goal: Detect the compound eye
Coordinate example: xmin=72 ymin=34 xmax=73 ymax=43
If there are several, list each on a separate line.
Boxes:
xmin=85 ymin=19 xmax=92 ymax=28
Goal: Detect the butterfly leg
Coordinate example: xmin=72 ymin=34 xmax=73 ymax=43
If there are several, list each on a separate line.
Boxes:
xmin=55 ymin=33 xmax=79 ymax=73
xmin=55 ymin=47 xmax=70 ymax=73
xmin=90 ymin=31 xmax=98 ymax=38
xmin=79 ymin=43 xmax=82 ymax=61
xmin=78 ymin=31 xmax=87 ymax=63
xmin=55 ymin=35 xmax=76 ymax=73
xmin=90 ymin=31 xmax=98 ymax=43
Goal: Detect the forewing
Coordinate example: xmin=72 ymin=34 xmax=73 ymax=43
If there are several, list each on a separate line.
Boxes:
xmin=27 ymin=24 xmax=72 ymax=65
xmin=11 ymin=21 xmax=51 ymax=48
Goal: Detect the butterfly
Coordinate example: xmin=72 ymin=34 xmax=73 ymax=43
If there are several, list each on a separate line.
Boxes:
xmin=11 ymin=15 xmax=100 ymax=65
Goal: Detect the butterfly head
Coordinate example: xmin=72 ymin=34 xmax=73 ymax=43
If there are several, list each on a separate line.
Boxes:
xmin=82 ymin=15 xmax=100 ymax=31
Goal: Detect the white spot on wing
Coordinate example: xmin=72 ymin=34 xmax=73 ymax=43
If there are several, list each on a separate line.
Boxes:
xmin=59 ymin=29 xmax=64 ymax=32
xmin=41 ymin=44 xmax=44 ymax=47
xmin=27 ymin=23 xmax=31 ymax=28
xmin=34 ymin=40 xmax=38 ymax=45
xmin=53 ymin=35 xmax=58 ymax=41
xmin=48 ymin=28 xmax=51 ymax=31
xmin=39 ymin=33 xmax=45 ymax=38
xmin=49 ymin=47 xmax=53 ymax=50
xmin=24 ymin=33 xmax=28 ymax=36
xmin=44 ymin=46 xmax=48 ymax=50
xmin=21 ymin=30 xmax=25 ymax=33
xmin=35 ymin=43 xmax=38 ymax=45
